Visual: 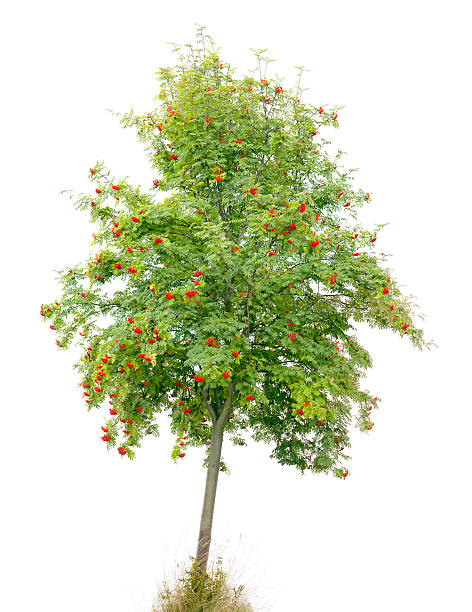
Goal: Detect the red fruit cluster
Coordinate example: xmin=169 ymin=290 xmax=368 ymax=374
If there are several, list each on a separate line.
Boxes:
xmin=118 ymin=447 xmax=127 ymax=455
xmin=249 ymin=187 xmax=257 ymax=195
xmin=131 ymin=216 xmax=140 ymax=222
xmin=185 ymin=290 xmax=197 ymax=297
xmin=153 ymin=179 xmax=159 ymax=188
xmin=222 ymin=371 xmax=230 ymax=379
xmin=114 ymin=263 xmax=122 ymax=269
xmin=165 ymin=291 xmax=174 ymax=300
xmin=232 ymin=351 xmax=239 ymax=357
xmin=268 ymin=251 xmax=275 ymax=256
xmin=154 ymin=237 xmax=163 ymax=244
xmin=194 ymin=375 xmax=204 ymax=383
xmin=246 ymin=395 xmax=254 ymax=401
xmin=299 ymin=203 xmax=306 ymax=212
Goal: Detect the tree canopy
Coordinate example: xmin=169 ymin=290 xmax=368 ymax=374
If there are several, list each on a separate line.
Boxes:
xmin=41 ymin=27 xmax=433 ymax=479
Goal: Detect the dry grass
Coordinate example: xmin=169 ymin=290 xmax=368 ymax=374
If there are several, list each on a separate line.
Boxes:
xmin=151 ymin=555 xmax=255 ymax=612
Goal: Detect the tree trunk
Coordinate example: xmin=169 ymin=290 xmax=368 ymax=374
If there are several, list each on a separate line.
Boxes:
xmin=195 ymin=384 xmax=234 ymax=574
xmin=195 ymin=426 xmax=224 ymax=574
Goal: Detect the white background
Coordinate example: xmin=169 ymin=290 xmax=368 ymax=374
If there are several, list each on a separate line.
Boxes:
xmin=2 ymin=1 xmax=471 ymax=611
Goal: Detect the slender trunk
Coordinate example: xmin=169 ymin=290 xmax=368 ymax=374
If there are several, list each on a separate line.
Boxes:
xmin=195 ymin=426 xmax=224 ymax=574
xmin=195 ymin=384 xmax=234 ymax=574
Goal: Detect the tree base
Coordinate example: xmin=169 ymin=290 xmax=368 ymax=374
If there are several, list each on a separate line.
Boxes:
xmin=151 ymin=555 xmax=254 ymax=611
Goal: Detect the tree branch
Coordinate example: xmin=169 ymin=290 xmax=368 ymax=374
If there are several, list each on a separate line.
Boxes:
xmin=202 ymin=384 xmax=217 ymax=424
xmin=216 ymin=383 xmax=235 ymax=431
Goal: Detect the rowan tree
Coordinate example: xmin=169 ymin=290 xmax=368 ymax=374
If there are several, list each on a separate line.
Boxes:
xmin=40 ymin=26 xmax=434 ymax=575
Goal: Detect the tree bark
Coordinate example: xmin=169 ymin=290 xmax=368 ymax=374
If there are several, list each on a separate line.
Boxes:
xmin=195 ymin=384 xmax=234 ymax=574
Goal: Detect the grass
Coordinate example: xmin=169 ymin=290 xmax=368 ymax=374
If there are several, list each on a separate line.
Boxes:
xmin=151 ymin=555 xmax=255 ymax=612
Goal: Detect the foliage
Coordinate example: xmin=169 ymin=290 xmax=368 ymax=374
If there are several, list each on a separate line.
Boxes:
xmin=40 ymin=25 xmax=434 ymax=477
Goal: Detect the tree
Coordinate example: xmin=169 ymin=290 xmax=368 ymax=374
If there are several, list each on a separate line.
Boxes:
xmin=40 ymin=25 xmax=434 ymax=577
